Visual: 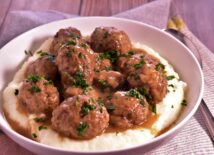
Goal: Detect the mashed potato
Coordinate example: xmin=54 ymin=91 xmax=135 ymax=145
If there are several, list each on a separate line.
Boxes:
xmin=3 ymin=38 xmax=187 ymax=152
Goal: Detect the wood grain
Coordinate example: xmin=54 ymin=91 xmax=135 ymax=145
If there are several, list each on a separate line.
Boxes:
xmin=80 ymin=0 xmax=150 ymax=16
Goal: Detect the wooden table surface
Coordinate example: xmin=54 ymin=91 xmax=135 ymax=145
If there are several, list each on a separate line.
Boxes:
xmin=0 ymin=0 xmax=214 ymax=52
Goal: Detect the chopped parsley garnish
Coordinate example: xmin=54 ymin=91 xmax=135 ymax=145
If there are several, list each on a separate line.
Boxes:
xmin=127 ymin=50 xmax=135 ymax=56
xmin=98 ymin=79 xmax=109 ymax=89
xmin=37 ymin=51 xmax=48 ymax=57
xmin=171 ymin=105 xmax=174 ymax=108
xmin=34 ymin=117 xmax=46 ymax=123
xmin=44 ymin=80 xmax=53 ymax=85
xmin=72 ymin=71 xmax=88 ymax=90
xmin=99 ymin=50 xmax=120 ymax=63
xmin=14 ymin=89 xmax=19 ymax=95
xmin=137 ymin=87 xmax=152 ymax=102
xmin=31 ymin=85 xmax=41 ymax=93
xmin=65 ymin=39 xmax=76 ymax=46
xmin=121 ymin=50 xmax=135 ymax=58
xmin=167 ymin=75 xmax=175 ymax=80
xmin=155 ymin=63 xmax=165 ymax=71
xmin=97 ymin=97 xmax=104 ymax=107
xmin=125 ymin=89 xmax=147 ymax=107
xmin=77 ymin=122 xmax=89 ymax=136
xmin=69 ymin=32 xmax=80 ymax=38
xmin=125 ymin=89 xmax=144 ymax=100
xmin=78 ymin=52 xmax=85 ymax=58
xmin=32 ymin=133 xmax=37 ymax=138
xmin=66 ymin=51 xmax=72 ymax=57
xmin=27 ymin=75 xmax=42 ymax=83
xmin=97 ymin=97 xmax=104 ymax=113
xmin=168 ymin=84 xmax=174 ymax=88
xmin=139 ymin=100 xmax=145 ymax=106
xmin=80 ymin=43 xmax=88 ymax=49
xmin=151 ymin=104 xmax=157 ymax=113
xmin=89 ymin=98 xmax=96 ymax=103
xmin=38 ymin=126 xmax=47 ymax=131
xmin=133 ymin=56 xmax=146 ymax=70
xmin=181 ymin=99 xmax=187 ymax=106
xmin=80 ymin=104 xmax=96 ymax=116
xmin=24 ymin=50 xmax=33 ymax=56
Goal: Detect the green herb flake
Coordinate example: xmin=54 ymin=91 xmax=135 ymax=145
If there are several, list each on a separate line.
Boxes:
xmin=66 ymin=51 xmax=72 ymax=57
xmin=38 ymin=126 xmax=47 ymax=131
xmin=167 ymin=75 xmax=175 ymax=80
xmin=137 ymin=87 xmax=152 ymax=102
xmin=72 ymin=71 xmax=88 ymax=90
xmin=24 ymin=50 xmax=33 ymax=56
xmin=127 ymin=50 xmax=135 ymax=56
xmin=181 ymin=99 xmax=187 ymax=106
xmin=171 ymin=105 xmax=174 ymax=108
xmin=70 ymin=32 xmax=77 ymax=38
xmin=34 ymin=117 xmax=45 ymax=123
xmin=37 ymin=51 xmax=49 ymax=57
xmin=99 ymin=51 xmax=120 ymax=63
xmin=31 ymin=85 xmax=41 ymax=93
xmin=77 ymin=122 xmax=89 ymax=136
xmin=168 ymin=84 xmax=174 ymax=88
xmin=80 ymin=43 xmax=88 ymax=49
xmin=44 ymin=80 xmax=54 ymax=85
xmin=27 ymin=75 xmax=42 ymax=83
xmin=97 ymin=97 xmax=104 ymax=107
xmin=32 ymin=133 xmax=37 ymax=138
xmin=65 ymin=40 xmax=76 ymax=46
xmin=78 ymin=52 xmax=84 ymax=58
xmin=14 ymin=89 xmax=19 ymax=96
xmin=125 ymin=89 xmax=144 ymax=100
xmin=152 ymin=104 xmax=157 ymax=113
xmin=155 ymin=63 xmax=165 ymax=71
xmin=80 ymin=104 xmax=96 ymax=116
xmin=98 ymin=79 xmax=109 ymax=89
xmin=133 ymin=56 xmax=146 ymax=70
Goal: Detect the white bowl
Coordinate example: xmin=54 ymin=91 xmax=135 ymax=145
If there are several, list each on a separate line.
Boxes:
xmin=0 ymin=17 xmax=203 ymax=155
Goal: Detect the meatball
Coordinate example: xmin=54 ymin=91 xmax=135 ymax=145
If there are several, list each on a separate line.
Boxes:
xmin=50 ymin=27 xmax=82 ymax=55
xmin=18 ymin=76 xmax=60 ymax=114
xmin=107 ymin=91 xmax=149 ymax=128
xmin=25 ymin=56 xmax=58 ymax=81
xmin=64 ymin=86 xmax=100 ymax=99
xmin=118 ymin=53 xmax=167 ymax=103
xmin=94 ymin=71 xmax=125 ymax=90
xmin=90 ymin=27 xmax=132 ymax=54
xmin=51 ymin=95 xmax=109 ymax=139
xmin=55 ymin=41 xmax=95 ymax=88
xmin=94 ymin=53 xmax=113 ymax=72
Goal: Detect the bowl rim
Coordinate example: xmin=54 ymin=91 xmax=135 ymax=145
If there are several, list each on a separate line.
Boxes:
xmin=0 ymin=16 xmax=204 ymax=154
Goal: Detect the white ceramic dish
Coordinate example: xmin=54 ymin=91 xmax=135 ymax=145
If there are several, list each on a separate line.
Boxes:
xmin=0 ymin=17 xmax=203 ymax=155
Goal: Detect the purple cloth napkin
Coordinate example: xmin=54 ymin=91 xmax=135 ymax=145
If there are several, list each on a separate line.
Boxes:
xmin=0 ymin=0 xmax=214 ymax=154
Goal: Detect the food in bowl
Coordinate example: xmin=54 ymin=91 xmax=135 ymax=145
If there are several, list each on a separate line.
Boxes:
xmin=3 ymin=26 xmax=187 ymax=151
